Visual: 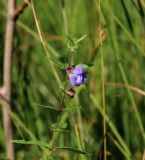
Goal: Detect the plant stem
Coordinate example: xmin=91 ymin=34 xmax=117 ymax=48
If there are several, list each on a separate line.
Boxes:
xmin=70 ymin=109 xmax=86 ymax=160
xmin=0 ymin=0 xmax=16 ymax=159
xmin=30 ymin=0 xmax=61 ymax=84
xmin=99 ymin=0 xmax=107 ymax=159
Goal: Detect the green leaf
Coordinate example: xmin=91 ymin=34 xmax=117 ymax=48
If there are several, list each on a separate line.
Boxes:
xmin=59 ymin=80 xmax=72 ymax=90
xmin=75 ymin=34 xmax=87 ymax=44
xmin=46 ymin=56 xmax=66 ymax=69
xmin=35 ymin=103 xmax=59 ymax=111
xmin=65 ymin=35 xmax=87 ymax=52
xmin=51 ymin=122 xmax=67 ymax=130
xmin=55 ymin=146 xmax=88 ymax=155
xmin=59 ymin=122 xmax=68 ymax=129
xmin=51 ymin=123 xmax=58 ymax=129
xmin=65 ymin=35 xmax=75 ymax=45
xmin=12 ymin=140 xmax=88 ymax=155
xmin=12 ymin=140 xmax=49 ymax=148
xmin=76 ymin=63 xmax=93 ymax=69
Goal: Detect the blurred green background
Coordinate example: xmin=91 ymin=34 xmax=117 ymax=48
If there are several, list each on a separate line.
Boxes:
xmin=0 ymin=0 xmax=145 ymax=159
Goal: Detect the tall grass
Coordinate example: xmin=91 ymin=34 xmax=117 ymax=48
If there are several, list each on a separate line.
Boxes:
xmin=0 ymin=0 xmax=145 ymax=159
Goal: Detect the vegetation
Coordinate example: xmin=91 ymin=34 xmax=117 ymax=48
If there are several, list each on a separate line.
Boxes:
xmin=0 ymin=0 xmax=145 ymax=159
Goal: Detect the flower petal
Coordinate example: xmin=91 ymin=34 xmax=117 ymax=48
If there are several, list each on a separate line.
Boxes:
xmin=68 ymin=65 xmax=87 ymax=87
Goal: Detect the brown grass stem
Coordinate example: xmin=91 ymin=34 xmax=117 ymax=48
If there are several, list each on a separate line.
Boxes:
xmin=98 ymin=0 xmax=107 ymax=159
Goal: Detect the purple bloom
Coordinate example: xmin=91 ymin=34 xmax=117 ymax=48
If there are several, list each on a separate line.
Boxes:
xmin=67 ymin=65 xmax=87 ymax=87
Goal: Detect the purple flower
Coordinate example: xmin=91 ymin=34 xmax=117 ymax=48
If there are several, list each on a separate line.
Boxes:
xmin=67 ymin=65 xmax=87 ymax=87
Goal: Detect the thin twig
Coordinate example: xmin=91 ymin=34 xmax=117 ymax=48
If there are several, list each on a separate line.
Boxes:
xmin=0 ymin=0 xmax=30 ymax=159
xmin=1 ymin=0 xmax=16 ymax=159
xmin=14 ymin=0 xmax=30 ymax=21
